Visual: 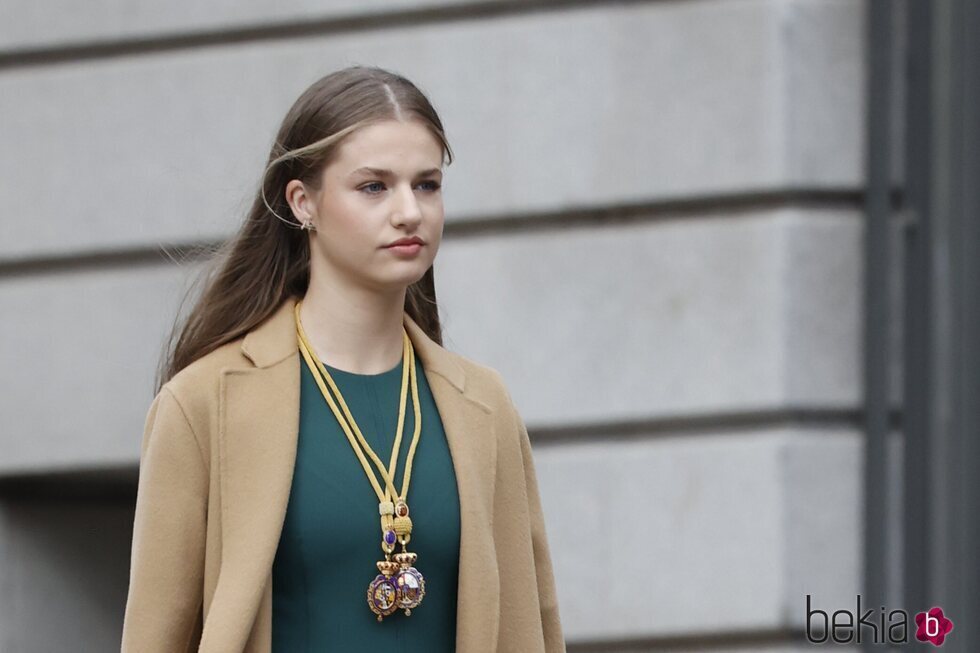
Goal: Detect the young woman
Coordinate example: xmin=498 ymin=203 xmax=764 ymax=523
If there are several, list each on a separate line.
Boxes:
xmin=121 ymin=65 xmax=565 ymax=652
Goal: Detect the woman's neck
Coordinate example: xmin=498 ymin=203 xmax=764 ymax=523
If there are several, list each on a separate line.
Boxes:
xmin=298 ymin=274 xmax=408 ymax=375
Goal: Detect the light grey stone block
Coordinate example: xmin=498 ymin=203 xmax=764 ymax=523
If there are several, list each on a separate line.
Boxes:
xmin=0 ymin=0 xmax=487 ymax=51
xmin=782 ymin=431 xmax=864 ymax=626
xmin=0 ymin=263 xmax=197 ymax=473
xmin=781 ymin=0 xmax=867 ymax=188
xmin=532 ymin=426 xmax=862 ymax=640
xmin=439 ymin=208 xmax=862 ymax=424
xmin=781 ymin=210 xmax=863 ymax=406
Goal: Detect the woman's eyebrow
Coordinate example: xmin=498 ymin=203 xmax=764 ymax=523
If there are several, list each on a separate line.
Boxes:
xmin=348 ymin=166 xmax=442 ymax=178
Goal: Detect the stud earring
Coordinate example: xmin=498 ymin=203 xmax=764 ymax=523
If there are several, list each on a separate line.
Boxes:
xmin=301 ymin=220 xmax=317 ymax=233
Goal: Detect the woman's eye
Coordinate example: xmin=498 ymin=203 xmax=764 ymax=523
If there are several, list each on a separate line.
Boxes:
xmin=359 ymin=181 xmax=441 ymax=194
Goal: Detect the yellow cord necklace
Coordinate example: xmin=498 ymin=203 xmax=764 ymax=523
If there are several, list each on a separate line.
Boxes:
xmin=294 ymin=300 xmax=426 ymax=621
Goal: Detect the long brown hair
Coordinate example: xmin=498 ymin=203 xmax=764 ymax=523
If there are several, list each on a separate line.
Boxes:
xmin=155 ymin=66 xmax=454 ymax=394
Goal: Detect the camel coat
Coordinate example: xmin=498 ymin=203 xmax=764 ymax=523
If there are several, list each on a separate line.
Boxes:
xmin=121 ymin=295 xmax=565 ymax=652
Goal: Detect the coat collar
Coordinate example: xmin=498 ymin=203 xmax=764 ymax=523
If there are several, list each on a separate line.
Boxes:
xmin=201 ymin=294 xmax=500 ymax=653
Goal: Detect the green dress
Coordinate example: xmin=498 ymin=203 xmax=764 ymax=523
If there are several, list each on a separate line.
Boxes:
xmin=272 ymin=353 xmax=461 ymax=651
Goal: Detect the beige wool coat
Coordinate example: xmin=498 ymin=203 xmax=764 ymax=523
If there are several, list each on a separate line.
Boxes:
xmin=121 ymin=294 xmax=565 ymax=652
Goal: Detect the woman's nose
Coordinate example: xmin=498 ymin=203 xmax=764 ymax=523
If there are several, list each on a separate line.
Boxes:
xmin=393 ymin=184 xmax=423 ymax=223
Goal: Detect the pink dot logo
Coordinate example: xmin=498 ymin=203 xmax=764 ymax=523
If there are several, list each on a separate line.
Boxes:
xmin=915 ymin=606 xmax=954 ymax=646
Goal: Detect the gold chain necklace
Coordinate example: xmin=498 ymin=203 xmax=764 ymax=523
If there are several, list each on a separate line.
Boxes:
xmin=294 ymin=300 xmax=426 ymax=622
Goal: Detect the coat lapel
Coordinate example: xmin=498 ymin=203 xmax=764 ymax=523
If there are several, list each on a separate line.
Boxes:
xmin=202 ymin=295 xmax=499 ymax=653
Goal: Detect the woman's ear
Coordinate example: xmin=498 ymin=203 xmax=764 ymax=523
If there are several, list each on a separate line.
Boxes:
xmin=284 ymin=178 xmax=316 ymax=224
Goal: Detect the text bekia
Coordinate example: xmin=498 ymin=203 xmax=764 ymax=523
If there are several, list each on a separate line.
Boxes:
xmin=805 ymin=594 xmax=908 ymax=644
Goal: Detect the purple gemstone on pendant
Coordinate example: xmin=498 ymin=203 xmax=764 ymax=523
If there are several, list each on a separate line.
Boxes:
xmin=384 ymin=530 xmax=397 ymax=546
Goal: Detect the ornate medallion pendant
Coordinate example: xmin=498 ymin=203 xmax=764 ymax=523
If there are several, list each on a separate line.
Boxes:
xmin=394 ymin=551 xmax=426 ymax=615
xmin=367 ymin=560 xmax=400 ymax=622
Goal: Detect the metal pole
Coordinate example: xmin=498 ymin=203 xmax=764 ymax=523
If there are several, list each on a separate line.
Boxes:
xmin=862 ymin=2 xmax=894 ymax=649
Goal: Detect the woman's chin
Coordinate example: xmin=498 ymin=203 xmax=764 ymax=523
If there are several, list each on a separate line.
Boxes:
xmin=366 ymin=268 xmax=429 ymax=292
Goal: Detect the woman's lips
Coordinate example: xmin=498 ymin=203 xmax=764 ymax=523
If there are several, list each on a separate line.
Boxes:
xmin=385 ymin=242 xmax=423 ymax=256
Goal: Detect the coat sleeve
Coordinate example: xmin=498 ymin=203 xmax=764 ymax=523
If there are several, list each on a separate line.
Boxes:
xmin=497 ymin=375 xmax=566 ymax=653
xmin=121 ymin=385 xmax=208 ymax=653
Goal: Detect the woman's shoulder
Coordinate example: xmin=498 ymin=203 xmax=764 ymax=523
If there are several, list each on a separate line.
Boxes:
xmin=167 ymin=336 xmax=248 ymax=389
xmin=153 ymin=336 xmax=250 ymax=430
xmin=440 ymin=348 xmax=517 ymax=415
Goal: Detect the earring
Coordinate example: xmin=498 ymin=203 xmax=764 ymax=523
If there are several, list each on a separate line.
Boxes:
xmin=301 ymin=220 xmax=317 ymax=233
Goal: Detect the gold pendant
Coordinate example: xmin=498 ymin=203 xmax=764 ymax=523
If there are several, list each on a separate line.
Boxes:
xmin=367 ymin=559 xmax=400 ymax=622
xmin=393 ymin=550 xmax=426 ymax=616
